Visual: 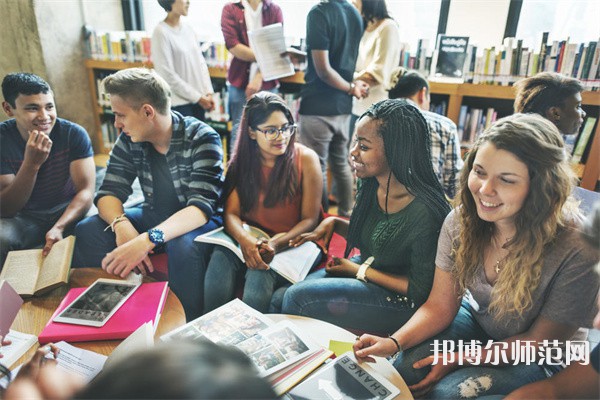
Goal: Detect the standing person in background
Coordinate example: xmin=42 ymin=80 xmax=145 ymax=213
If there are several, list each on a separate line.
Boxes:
xmin=388 ymin=68 xmax=463 ymax=198
xmin=513 ymin=71 xmax=586 ymax=136
xmin=152 ymin=0 xmax=215 ymax=121
xmin=0 ymin=73 xmax=95 ymax=268
xmin=221 ymin=0 xmax=283 ymax=154
xmin=351 ymin=0 xmax=400 ymax=133
xmin=298 ymin=0 xmax=368 ymax=217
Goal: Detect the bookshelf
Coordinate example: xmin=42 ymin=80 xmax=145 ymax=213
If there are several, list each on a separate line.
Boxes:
xmin=84 ymin=60 xmax=599 ymax=190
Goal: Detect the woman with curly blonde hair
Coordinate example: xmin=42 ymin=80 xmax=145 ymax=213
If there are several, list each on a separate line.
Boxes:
xmin=353 ymin=113 xmax=599 ymax=398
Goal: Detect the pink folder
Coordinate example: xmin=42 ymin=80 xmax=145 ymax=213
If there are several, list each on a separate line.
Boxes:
xmin=0 ymin=280 xmax=24 ymax=337
xmin=38 ymin=281 xmax=169 ymax=344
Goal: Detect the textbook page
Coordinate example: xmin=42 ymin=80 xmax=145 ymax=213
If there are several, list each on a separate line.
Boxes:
xmin=270 ymin=241 xmax=321 ymax=284
xmin=0 ymin=330 xmax=37 ymax=369
xmin=0 ymin=250 xmax=41 ymax=295
xmin=50 ymin=341 xmax=107 ymax=382
xmin=248 ymin=23 xmax=295 ymax=81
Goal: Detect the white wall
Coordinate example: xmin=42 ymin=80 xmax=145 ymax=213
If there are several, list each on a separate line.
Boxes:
xmin=446 ymin=0 xmax=511 ymax=50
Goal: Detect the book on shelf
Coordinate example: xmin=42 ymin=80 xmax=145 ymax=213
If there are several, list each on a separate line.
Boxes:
xmin=0 ymin=330 xmax=37 ymax=369
xmin=0 ymin=236 xmax=76 ymax=297
xmin=0 ymin=280 xmax=23 ymax=338
xmin=195 ymin=226 xmax=322 ymax=284
xmin=161 ymin=298 xmax=333 ymax=395
xmin=429 ymin=35 xmax=469 ymax=83
xmin=572 ymin=117 xmax=598 ymax=165
xmin=284 ymin=352 xmax=400 ymax=400
xmin=87 ymin=30 xmax=151 ymax=62
xmin=38 ymin=281 xmax=168 ymax=344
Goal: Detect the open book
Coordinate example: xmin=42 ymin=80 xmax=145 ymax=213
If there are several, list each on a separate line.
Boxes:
xmin=161 ymin=299 xmax=332 ymax=395
xmin=285 ymin=352 xmax=401 ymax=400
xmin=195 ymin=226 xmax=322 ymax=284
xmin=0 ymin=236 xmax=76 ymax=297
xmin=248 ymin=23 xmax=295 ymax=81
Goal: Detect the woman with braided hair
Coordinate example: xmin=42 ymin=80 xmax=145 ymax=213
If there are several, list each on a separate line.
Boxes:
xmin=279 ymin=99 xmax=450 ymax=333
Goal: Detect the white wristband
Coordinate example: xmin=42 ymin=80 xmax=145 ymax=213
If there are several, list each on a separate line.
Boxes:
xmin=356 ymin=256 xmax=374 ymax=282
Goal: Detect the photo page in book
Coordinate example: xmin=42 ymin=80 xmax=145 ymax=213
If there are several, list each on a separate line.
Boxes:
xmin=160 ymin=299 xmax=323 ymax=378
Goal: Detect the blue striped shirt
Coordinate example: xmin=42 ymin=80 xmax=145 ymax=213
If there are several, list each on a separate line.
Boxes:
xmin=96 ymin=111 xmax=224 ymax=219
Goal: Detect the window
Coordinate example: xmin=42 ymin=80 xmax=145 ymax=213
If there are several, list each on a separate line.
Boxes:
xmin=516 ymin=0 xmax=600 ymax=49
xmin=141 ymin=0 xmax=443 ymax=50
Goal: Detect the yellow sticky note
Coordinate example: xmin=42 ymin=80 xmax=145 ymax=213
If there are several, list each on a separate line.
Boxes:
xmin=328 ymin=339 xmax=354 ymax=357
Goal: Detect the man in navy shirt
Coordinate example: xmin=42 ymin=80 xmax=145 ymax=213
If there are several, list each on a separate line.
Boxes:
xmin=0 ymin=73 xmax=95 ymax=268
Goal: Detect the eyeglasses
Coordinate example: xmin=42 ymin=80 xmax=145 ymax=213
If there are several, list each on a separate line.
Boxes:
xmin=253 ymin=124 xmax=297 ymax=141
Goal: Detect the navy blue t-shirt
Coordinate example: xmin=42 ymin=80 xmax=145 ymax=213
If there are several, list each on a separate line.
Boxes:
xmin=299 ymin=0 xmax=363 ymax=116
xmin=0 ymin=118 xmax=93 ymax=211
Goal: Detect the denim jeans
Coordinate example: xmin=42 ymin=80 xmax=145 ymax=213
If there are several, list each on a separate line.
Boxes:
xmin=0 ymin=202 xmax=70 ymax=268
xmin=172 ymin=103 xmax=206 ymax=121
xmin=227 ymin=84 xmax=278 ymax=155
xmin=203 ymin=244 xmax=288 ymax=313
xmin=393 ymin=300 xmax=556 ymax=398
xmin=72 ymin=206 xmax=222 ymax=321
xmin=280 ymin=269 xmax=418 ymax=334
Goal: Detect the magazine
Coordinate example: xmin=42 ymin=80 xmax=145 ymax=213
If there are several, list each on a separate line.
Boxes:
xmin=160 ymin=299 xmax=332 ymax=393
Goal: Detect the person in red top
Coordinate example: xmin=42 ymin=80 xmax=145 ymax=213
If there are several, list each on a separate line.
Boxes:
xmin=221 ymin=0 xmax=283 ymax=154
xmin=201 ymin=92 xmax=323 ymax=313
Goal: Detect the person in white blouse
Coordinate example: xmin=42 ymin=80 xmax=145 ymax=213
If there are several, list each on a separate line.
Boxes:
xmin=152 ymin=0 xmax=215 ymax=121
xmin=351 ymin=0 xmax=400 ymax=127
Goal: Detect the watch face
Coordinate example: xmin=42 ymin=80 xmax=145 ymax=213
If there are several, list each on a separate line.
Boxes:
xmin=149 ymin=229 xmax=165 ymax=244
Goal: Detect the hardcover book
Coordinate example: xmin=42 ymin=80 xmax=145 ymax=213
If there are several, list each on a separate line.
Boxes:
xmin=430 ymin=35 xmax=469 ymax=83
xmin=0 ymin=236 xmax=75 ymax=297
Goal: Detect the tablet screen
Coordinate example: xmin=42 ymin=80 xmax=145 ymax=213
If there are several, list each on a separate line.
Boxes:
xmin=54 ymin=279 xmax=140 ymax=327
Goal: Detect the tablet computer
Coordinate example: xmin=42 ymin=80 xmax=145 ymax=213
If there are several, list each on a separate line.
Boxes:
xmin=53 ymin=279 xmax=141 ymax=327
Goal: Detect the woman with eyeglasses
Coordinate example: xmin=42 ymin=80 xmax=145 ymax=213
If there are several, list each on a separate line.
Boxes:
xmin=201 ymin=92 xmax=323 ymax=313
xmin=278 ymin=99 xmax=450 ymax=333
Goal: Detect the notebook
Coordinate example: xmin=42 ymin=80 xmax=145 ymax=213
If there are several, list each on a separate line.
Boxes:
xmin=38 ymin=281 xmax=168 ymax=344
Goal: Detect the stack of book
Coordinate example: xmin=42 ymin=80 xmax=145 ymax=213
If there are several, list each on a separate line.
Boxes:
xmin=87 ymin=30 xmax=151 ymax=62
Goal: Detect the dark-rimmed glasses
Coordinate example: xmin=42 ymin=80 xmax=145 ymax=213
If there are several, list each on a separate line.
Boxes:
xmin=253 ymin=124 xmax=297 ymax=141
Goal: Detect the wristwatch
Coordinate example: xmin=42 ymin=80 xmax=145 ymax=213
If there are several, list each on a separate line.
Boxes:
xmin=147 ymin=228 xmax=165 ymax=245
xmin=356 ymin=256 xmax=374 ymax=282
xmin=347 ymin=81 xmax=356 ymax=95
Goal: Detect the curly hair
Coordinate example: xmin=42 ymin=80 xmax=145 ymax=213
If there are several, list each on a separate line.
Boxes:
xmin=513 ymin=72 xmax=584 ymax=115
xmin=226 ymin=92 xmax=298 ymax=214
xmin=345 ymin=99 xmax=450 ymax=256
xmin=454 ymin=113 xmax=581 ymax=320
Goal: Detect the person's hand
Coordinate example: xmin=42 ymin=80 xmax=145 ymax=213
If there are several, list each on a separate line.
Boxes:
xmin=198 ymin=94 xmax=215 ymax=111
xmin=408 ymin=354 xmax=460 ymax=398
xmin=257 ymin=239 xmax=275 ymax=264
xmin=101 ymin=233 xmax=155 ymax=277
xmin=5 ymin=344 xmax=84 ymax=400
xmin=280 ymin=49 xmax=306 ymax=66
xmin=113 ymin=221 xmax=152 ymax=275
xmin=351 ymin=80 xmax=370 ymax=99
xmin=23 ymin=130 xmax=52 ymax=169
xmin=289 ymin=217 xmax=336 ymax=251
xmin=245 ymin=72 xmax=262 ymax=99
xmin=504 ymin=382 xmax=556 ymax=400
xmin=353 ymin=334 xmax=397 ymax=363
xmin=15 ymin=344 xmax=60 ymax=381
xmin=0 ymin=335 xmax=12 ymax=359
xmin=240 ymin=236 xmax=270 ymax=270
xmin=325 ymin=256 xmax=359 ymax=277
xmin=42 ymin=226 xmax=64 ymax=256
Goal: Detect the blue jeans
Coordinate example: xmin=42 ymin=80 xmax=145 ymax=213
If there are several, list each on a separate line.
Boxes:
xmin=394 ymin=300 xmax=556 ymax=398
xmin=203 ymin=244 xmax=288 ymax=313
xmin=72 ymin=206 xmax=221 ymax=321
xmin=0 ymin=202 xmax=70 ymax=269
xmin=227 ymin=84 xmax=278 ymax=155
xmin=172 ymin=103 xmax=206 ymax=121
xmin=280 ymin=269 xmax=418 ymax=334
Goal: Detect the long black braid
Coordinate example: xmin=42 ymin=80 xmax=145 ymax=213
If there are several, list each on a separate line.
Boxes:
xmin=345 ymin=99 xmax=451 ymax=257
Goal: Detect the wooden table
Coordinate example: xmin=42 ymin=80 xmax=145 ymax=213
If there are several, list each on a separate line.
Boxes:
xmin=10 ymin=268 xmax=185 ymax=364
xmin=269 ymin=314 xmax=414 ymax=400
